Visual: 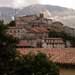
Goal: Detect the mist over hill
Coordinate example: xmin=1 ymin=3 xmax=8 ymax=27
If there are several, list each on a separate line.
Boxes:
xmin=0 ymin=4 xmax=75 ymax=28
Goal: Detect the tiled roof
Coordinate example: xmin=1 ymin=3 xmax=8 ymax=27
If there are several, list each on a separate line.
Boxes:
xmin=8 ymin=27 xmax=16 ymax=29
xmin=30 ymin=27 xmax=48 ymax=33
xmin=49 ymin=49 xmax=75 ymax=64
xmin=17 ymin=48 xmax=75 ymax=65
xmin=17 ymin=40 xmax=30 ymax=47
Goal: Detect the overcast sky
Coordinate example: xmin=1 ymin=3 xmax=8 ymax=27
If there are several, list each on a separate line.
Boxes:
xmin=0 ymin=0 xmax=75 ymax=9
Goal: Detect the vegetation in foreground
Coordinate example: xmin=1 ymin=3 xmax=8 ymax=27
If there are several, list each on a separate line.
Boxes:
xmin=14 ymin=52 xmax=59 ymax=75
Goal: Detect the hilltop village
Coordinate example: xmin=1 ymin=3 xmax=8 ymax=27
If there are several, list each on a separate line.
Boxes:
xmin=3 ymin=11 xmax=75 ymax=75
xmin=0 ymin=4 xmax=75 ymax=75
xmin=6 ymin=12 xmax=75 ymax=48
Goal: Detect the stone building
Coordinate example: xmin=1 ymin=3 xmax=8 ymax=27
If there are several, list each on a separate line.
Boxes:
xmin=16 ymin=15 xmax=36 ymax=28
xmin=16 ymin=27 xmax=49 ymax=48
xmin=6 ymin=27 xmax=28 ymax=39
xmin=51 ymin=21 xmax=64 ymax=32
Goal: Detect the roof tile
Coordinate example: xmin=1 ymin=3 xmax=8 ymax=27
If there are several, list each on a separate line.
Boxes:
xmin=17 ymin=48 xmax=75 ymax=65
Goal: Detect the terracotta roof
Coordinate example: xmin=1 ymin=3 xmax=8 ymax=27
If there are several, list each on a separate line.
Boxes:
xmin=36 ymin=27 xmax=48 ymax=32
xmin=30 ymin=27 xmax=48 ymax=33
xmin=17 ymin=40 xmax=30 ymax=47
xmin=17 ymin=48 xmax=75 ymax=65
xmin=49 ymin=49 xmax=75 ymax=64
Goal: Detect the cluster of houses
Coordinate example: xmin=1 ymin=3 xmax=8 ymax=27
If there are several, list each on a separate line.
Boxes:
xmin=6 ymin=12 xmax=71 ymax=48
xmin=6 ymin=12 xmax=75 ymax=75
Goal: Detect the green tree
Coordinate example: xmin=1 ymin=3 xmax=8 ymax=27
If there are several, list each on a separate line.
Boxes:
xmin=61 ymin=32 xmax=75 ymax=47
xmin=48 ymin=31 xmax=62 ymax=38
xmin=14 ymin=52 xmax=59 ymax=75
xmin=0 ymin=21 xmax=17 ymax=75
xmin=7 ymin=21 xmax=15 ymax=27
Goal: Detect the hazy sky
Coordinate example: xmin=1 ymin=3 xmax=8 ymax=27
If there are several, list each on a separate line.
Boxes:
xmin=0 ymin=0 xmax=75 ymax=9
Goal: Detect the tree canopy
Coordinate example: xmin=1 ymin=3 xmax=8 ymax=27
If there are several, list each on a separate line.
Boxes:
xmin=7 ymin=21 xmax=16 ymax=27
xmin=0 ymin=21 xmax=17 ymax=75
xmin=48 ymin=30 xmax=75 ymax=47
xmin=14 ymin=52 xmax=59 ymax=75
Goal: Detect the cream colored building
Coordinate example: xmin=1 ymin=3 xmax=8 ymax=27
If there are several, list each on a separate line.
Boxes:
xmin=42 ymin=38 xmax=65 ymax=48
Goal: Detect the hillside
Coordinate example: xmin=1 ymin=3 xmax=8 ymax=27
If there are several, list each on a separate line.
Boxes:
xmin=17 ymin=4 xmax=75 ymax=28
xmin=0 ymin=4 xmax=75 ymax=28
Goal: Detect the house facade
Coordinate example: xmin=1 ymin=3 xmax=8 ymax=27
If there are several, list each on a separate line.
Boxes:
xmin=6 ymin=27 xmax=28 ymax=39
xmin=42 ymin=38 xmax=65 ymax=48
